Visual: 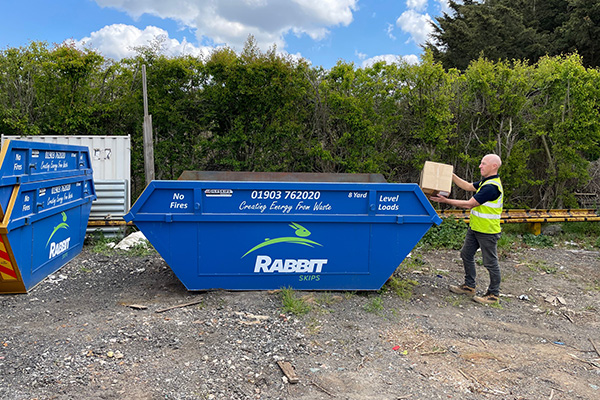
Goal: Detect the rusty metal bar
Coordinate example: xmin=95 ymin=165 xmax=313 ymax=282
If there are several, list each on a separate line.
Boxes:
xmin=87 ymin=219 xmax=133 ymax=226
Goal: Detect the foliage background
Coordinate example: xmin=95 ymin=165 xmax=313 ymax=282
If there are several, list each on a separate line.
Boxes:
xmin=1 ymin=39 xmax=599 ymax=208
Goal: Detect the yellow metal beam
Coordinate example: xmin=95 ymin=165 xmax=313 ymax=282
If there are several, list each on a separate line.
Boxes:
xmin=436 ymin=208 xmax=600 ymax=235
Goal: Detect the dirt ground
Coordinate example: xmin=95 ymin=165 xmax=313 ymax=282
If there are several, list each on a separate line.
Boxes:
xmin=1 ymin=240 xmax=599 ymax=400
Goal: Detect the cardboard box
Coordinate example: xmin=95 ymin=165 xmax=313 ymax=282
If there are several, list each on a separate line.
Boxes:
xmin=419 ymin=161 xmax=453 ymax=197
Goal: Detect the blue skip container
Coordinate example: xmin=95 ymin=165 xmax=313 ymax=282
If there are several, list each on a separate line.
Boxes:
xmin=125 ymin=179 xmax=441 ymax=291
xmin=0 ymin=140 xmax=96 ymax=294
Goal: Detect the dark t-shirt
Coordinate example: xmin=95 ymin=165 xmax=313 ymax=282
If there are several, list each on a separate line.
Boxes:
xmin=473 ymin=175 xmax=501 ymax=205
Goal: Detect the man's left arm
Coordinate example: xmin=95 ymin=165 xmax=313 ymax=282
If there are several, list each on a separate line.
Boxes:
xmin=430 ymin=195 xmax=480 ymax=209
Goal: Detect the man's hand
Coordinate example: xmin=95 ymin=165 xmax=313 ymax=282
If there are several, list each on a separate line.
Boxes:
xmin=429 ymin=195 xmax=448 ymax=204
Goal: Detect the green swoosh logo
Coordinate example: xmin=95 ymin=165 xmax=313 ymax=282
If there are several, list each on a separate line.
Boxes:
xmin=46 ymin=212 xmax=69 ymax=247
xmin=242 ymin=222 xmax=322 ymax=258
xmin=242 ymin=237 xmax=322 ymax=258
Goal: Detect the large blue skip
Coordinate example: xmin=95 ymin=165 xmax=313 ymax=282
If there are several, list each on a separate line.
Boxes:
xmin=125 ymin=177 xmax=441 ymax=291
xmin=0 ymin=140 xmax=96 ymax=294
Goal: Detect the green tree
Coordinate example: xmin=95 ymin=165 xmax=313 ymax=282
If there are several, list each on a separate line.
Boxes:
xmin=524 ymin=54 xmax=600 ymax=207
xmin=0 ymin=42 xmax=50 ymax=135
xmin=36 ymin=43 xmax=105 ymax=135
xmin=314 ymin=61 xmax=384 ymax=173
xmin=559 ymin=0 xmax=600 ymax=68
xmin=392 ymin=52 xmax=457 ymax=179
xmin=201 ymin=37 xmax=314 ymax=172
xmin=0 ymin=42 xmax=127 ymax=137
xmin=426 ymin=0 xmax=600 ymax=70
xmin=426 ymin=0 xmax=547 ymax=70
xmin=449 ymin=58 xmax=535 ymax=206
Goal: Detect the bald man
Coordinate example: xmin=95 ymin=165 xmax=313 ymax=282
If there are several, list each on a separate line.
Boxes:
xmin=430 ymin=154 xmax=503 ymax=305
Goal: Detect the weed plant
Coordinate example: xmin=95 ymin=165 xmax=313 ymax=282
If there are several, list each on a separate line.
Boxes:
xmin=525 ymin=260 xmax=557 ymax=274
xmin=363 ymin=296 xmax=384 ymax=313
xmin=125 ymin=242 xmax=156 ymax=257
xmin=281 ymin=287 xmax=311 ymax=316
xmin=585 ymin=280 xmax=600 ymax=292
xmin=522 ymin=233 xmax=554 ymax=248
xmin=399 ymin=253 xmax=427 ymax=273
xmin=85 ymin=231 xmax=121 ymax=255
xmin=420 ymin=217 xmax=467 ymax=250
xmin=385 ymin=277 xmax=418 ymax=300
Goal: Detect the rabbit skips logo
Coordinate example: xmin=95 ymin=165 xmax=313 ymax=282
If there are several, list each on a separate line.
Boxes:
xmin=46 ymin=212 xmax=71 ymax=259
xmin=242 ymin=223 xmax=328 ymax=274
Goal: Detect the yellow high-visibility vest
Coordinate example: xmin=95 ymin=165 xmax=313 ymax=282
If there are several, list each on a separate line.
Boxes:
xmin=470 ymin=177 xmax=503 ymax=234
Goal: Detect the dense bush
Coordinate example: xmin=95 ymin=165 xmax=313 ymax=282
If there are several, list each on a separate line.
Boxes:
xmin=420 ymin=217 xmax=468 ymax=250
xmin=1 ymin=41 xmax=599 ymax=207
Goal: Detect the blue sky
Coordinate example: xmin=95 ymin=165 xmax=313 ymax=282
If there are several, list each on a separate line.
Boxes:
xmin=1 ymin=0 xmax=452 ymax=68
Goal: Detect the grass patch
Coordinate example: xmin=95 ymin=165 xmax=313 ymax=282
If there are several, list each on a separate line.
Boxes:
xmin=561 ymin=221 xmax=600 ymax=236
xmin=522 ymin=233 xmax=554 ymax=248
xmin=124 ymin=241 xmax=155 ymax=257
xmin=585 ymin=280 xmax=600 ymax=292
xmin=523 ymin=259 xmax=558 ymax=274
xmin=384 ymin=277 xmax=418 ymax=300
xmin=316 ymin=292 xmax=343 ymax=306
xmin=306 ymin=317 xmax=322 ymax=335
xmin=443 ymin=295 xmax=469 ymax=307
xmin=497 ymin=231 xmax=521 ymax=257
xmin=281 ymin=287 xmax=311 ymax=316
xmin=399 ymin=253 xmax=428 ymax=273
xmin=86 ymin=232 xmax=120 ymax=255
xmin=343 ymin=291 xmax=356 ymax=300
xmin=363 ymin=296 xmax=384 ymax=314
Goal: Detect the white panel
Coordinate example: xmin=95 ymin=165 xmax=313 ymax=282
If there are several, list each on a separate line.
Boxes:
xmin=1 ymin=135 xmax=131 ymax=212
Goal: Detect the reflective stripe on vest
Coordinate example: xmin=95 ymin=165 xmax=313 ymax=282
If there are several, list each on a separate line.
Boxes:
xmin=470 ymin=178 xmax=503 ymax=234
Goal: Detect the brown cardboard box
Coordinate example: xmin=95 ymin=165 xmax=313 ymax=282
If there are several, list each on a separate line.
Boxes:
xmin=419 ymin=161 xmax=453 ymax=197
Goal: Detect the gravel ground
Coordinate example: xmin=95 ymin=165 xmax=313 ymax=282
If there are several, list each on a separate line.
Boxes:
xmin=1 ymin=240 xmax=600 ymax=400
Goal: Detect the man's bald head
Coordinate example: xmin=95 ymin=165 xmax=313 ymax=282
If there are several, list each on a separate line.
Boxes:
xmin=479 ymin=154 xmax=502 ymax=178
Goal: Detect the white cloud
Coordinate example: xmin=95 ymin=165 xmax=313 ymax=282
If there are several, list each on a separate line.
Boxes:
xmin=73 ymin=24 xmax=213 ymax=60
xmin=396 ymin=10 xmax=434 ymax=45
xmin=361 ymin=54 xmax=419 ymax=68
xmin=94 ymin=0 xmax=358 ymax=53
xmin=406 ymin=0 xmax=427 ymax=11
xmin=355 ymin=50 xmax=367 ymax=60
xmin=435 ymin=0 xmax=452 ymax=14
xmin=402 ymin=54 xmax=420 ymax=65
xmin=386 ymin=23 xmax=396 ymax=40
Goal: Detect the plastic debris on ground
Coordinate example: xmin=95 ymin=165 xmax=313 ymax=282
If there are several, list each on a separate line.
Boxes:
xmin=115 ymin=231 xmax=148 ymax=251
